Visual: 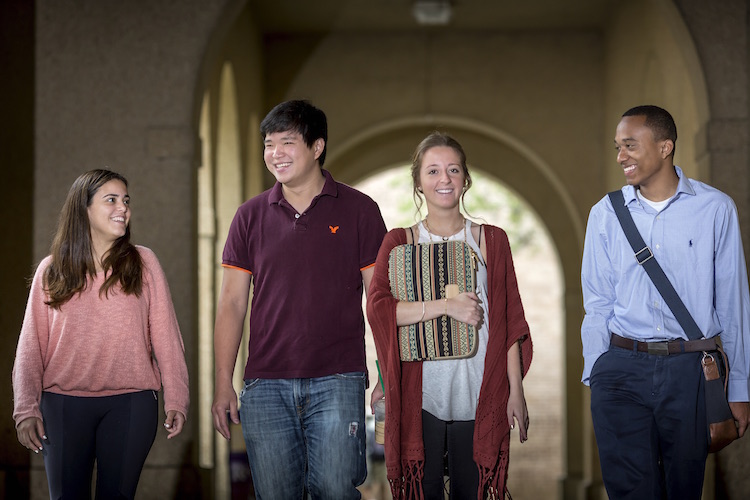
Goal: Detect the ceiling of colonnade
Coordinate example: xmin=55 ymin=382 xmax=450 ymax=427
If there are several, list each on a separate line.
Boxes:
xmin=248 ymin=0 xmax=618 ymax=33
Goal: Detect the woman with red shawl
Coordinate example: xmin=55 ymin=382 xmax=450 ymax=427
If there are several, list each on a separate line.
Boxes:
xmin=367 ymin=132 xmax=533 ymax=499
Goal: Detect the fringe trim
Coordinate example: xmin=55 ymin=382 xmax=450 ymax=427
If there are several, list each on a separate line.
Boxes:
xmin=389 ymin=459 xmax=425 ymax=500
xmin=388 ymin=478 xmax=403 ymax=500
xmin=392 ymin=454 xmax=512 ymax=500
xmin=478 ymin=449 xmax=509 ymax=500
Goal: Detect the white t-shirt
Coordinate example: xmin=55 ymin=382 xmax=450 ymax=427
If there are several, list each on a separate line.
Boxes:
xmin=637 ymin=189 xmax=671 ymax=212
xmin=419 ymin=219 xmax=489 ymax=421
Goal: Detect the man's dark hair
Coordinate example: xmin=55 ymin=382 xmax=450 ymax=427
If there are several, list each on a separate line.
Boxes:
xmin=622 ymin=105 xmax=677 ymax=157
xmin=260 ymin=100 xmax=328 ymax=166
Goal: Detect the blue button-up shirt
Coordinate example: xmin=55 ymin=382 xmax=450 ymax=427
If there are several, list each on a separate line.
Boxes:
xmin=581 ymin=166 xmax=750 ymax=401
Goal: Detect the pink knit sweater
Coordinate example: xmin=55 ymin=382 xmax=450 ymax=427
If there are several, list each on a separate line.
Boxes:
xmin=12 ymin=245 xmax=189 ymax=426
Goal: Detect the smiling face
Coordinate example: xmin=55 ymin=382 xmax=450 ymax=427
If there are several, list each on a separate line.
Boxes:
xmin=87 ymin=179 xmax=130 ymax=252
xmin=263 ymin=130 xmax=324 ymax=189
xmin=417 ymin=145 xmax=467 ymax=212
xmin=614 ymin=114 xmax=675 ymax=197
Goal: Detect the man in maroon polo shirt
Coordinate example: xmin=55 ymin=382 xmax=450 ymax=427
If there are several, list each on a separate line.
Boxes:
xmin=211 ymin=100 xmax=387 ymax=498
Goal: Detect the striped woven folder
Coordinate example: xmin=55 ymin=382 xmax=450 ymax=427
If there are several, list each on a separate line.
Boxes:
xmin=387 ymin=241 xmax=478 ymax=361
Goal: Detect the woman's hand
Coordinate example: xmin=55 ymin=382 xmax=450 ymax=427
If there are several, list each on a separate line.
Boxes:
xmin=447 ymin=292 xmax=484 ymax=329
xmin=370 ymin=379 xmax=385 ymax=413
xmin=16 ymin=417 xmax=45 ymax=453
xmin=507 ymin=383 xmax=529 ymax=443
xmin=164 ymin=410 xmax=186 ymax=439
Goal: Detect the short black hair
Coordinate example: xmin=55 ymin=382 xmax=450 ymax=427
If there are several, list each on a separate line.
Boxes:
xmin=260 ymin=100 xmax=328 ymax=166
xmin=622 ymin=105 xmax=677 ymax=156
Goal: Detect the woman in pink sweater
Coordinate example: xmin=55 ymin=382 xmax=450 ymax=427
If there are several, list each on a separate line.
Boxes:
xmin=12 ymin=169 xmax=189 ymax=499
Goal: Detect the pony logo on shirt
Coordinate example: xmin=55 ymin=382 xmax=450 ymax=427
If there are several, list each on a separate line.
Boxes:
xmin=329 ymin=225 xmax=340 ymax=234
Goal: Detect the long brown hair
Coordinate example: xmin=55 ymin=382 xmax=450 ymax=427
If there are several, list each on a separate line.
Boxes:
xmin=44 ymin=169 xmax=143 ymax=309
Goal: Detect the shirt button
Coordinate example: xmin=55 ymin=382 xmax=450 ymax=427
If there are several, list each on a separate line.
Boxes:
xmin=295 ymin=213 xmax=300 ymax=219
xmin=655 ymin=244 xmax=660 ymax=249
xmin=654 ymin=301 xmax=659 ymax=307
xmin=657 ymin=327 xmax=661 ymax=331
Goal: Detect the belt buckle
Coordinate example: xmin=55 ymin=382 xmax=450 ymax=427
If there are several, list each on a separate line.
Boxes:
xmin=647 ymin=342 xmax=669 ymax=356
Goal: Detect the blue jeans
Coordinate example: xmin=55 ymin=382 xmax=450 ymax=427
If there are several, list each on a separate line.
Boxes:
xmin=239 ymin=373 xmax=367 ymax=499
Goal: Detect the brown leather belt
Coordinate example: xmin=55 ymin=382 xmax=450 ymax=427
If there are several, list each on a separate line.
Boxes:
xmin=610 ymin=332 xmax=718 ymax=356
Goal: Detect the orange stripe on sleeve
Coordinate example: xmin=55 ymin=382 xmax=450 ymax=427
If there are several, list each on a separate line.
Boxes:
xmin=360 ymin=262 xmax=376 ymax=272
xmin=221 ymin=264 xmax=253 ymax=275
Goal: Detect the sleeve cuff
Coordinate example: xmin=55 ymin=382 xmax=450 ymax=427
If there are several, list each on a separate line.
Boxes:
xmin=727 ymin=378 xmax=750 ymax=402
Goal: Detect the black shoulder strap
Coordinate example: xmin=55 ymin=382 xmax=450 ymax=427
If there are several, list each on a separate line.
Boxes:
xmin=607 ymin=190 xmax=703 ymax=341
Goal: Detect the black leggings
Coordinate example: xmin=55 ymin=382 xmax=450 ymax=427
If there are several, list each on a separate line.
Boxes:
xmin=421 ymin=410 xmax=479 ymax=499
xmin=40 ymin=390 xmax=158 ymax=500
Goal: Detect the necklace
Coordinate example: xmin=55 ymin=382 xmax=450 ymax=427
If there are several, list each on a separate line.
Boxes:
xmin=423 ymin=216 xmax=467 ymax=242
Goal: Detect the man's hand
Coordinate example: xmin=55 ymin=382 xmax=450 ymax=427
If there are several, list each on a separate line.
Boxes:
xmin=212 ymin=268 xmax=251 ymax=441
xmin=212 ymin=383 xmax=240 ymax=440
xmin=729 ymin=402 xmax=750 ymax=437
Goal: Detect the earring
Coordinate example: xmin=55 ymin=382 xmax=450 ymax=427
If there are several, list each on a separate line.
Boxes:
xmin=417 ymin=187 xmax=423 ymax=193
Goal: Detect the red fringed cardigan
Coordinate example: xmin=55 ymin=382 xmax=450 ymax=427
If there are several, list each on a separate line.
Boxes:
xmin=367 ymin=225 xmax=533 ymax=499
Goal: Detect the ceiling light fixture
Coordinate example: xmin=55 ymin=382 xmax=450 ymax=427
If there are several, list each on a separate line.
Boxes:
xmin=412 ymin=0 xmax=452 ymax=26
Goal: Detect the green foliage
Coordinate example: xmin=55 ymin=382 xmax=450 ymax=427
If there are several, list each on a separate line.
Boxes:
xmin=463 ymin=170 xmax=538 ymax=253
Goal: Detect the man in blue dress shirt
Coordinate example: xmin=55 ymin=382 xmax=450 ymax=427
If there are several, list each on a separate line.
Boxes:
xmin=581 ymin=105 xmax=750 ymax=499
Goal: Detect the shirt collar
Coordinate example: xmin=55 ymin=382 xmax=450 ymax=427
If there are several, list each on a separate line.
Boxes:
xmin=673 ymin=166 xmax=696 ymax=197
xmin=622 ymin=165 xmax=695 ymax=206
xmin=269 ymin=169 xmax=338 ymax=205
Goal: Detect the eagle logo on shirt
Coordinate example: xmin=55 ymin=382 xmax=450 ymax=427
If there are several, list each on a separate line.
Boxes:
xmin=329 ymin=225 xmax=340 ymax=234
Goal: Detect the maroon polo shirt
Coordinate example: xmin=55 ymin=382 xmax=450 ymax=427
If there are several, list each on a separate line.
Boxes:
xmin=222 ymin=170 xmax=387 ymax=379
